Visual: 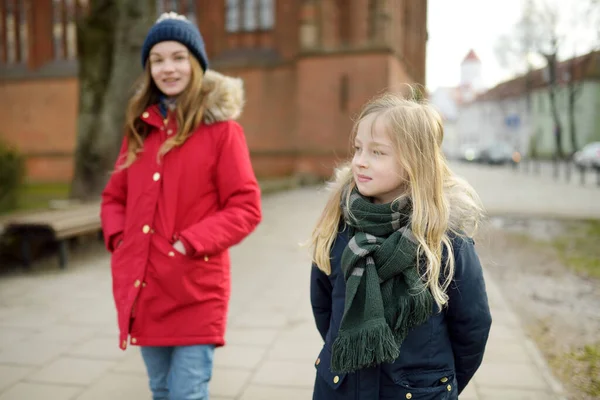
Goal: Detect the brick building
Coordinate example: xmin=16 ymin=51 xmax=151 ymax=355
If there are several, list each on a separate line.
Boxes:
xmin=0 ymin=0 xmax=427 ymax=183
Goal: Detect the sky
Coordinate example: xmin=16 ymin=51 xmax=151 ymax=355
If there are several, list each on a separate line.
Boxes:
xmin=425 ymin=0 xmax=598 ymax=92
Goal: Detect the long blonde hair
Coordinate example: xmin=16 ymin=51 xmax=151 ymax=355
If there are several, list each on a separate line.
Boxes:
xmin=120 ymin=55 xmax=209 ymax=168
xmin=310 ymin=88 xmax=484 ymax=309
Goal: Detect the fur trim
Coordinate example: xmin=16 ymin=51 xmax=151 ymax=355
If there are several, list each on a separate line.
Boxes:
xmin=202 ymin=70 xmax=245 ymax=124
xmin=330 ymin=164 xmax=482 ymax=235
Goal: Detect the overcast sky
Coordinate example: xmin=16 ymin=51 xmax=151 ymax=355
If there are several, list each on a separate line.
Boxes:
xmin=425 ymin=0 xmax=598 ymax=91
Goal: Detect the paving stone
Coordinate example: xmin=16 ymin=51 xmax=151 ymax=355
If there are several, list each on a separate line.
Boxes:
xmin=473 ymin=363 xmax=548 ymax=390
xmin=268 ymin=339 xmax=321 ymax=362
xmin=461 ymin=383 xmax=479 ymax=399
xmin=0 ymin=365 xmax=33 ymax=392
xmin=26 ymin=324 xmax=97 ymax=345
xmin=229 ymin=311 xmax=289 ymax=329
xmin=74 ymin=373 xmax=148 ymax=400
xmin=480 ymin=340 xmax=532 ymax=363
xmin=0 ymin=309 xmax=59 ymax=329
xmin=240 ymin=384 xmax=313 ymax=400
xmin=28 ymin=357 xmax=115 ymax=386
xmin=67 ymin=337 xmax=127 ymax=361
xmin=251 ymin=360 xmax=315 ymax=388
xmin=210 ymin=368 xmax=252 ymax=398
xmin=0 ymin=339 xmax=69 ymax=366
xmin=214 ymin=344 xmax=268 ymax=369
xmin=0 ymin=327 xmax=34 ymax=351
xmin=0 ymin=382 xmax=81 ymax=400
xmin=478 ymin=387 xmax=557 ymax=400
xmin=112 ymin=351 xmax=146 ymax=375
xmin=225 ymin=328 xmax=279 ymax=346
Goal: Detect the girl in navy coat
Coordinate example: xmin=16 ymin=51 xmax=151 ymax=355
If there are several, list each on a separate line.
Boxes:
xmin=309 ymin=90 xmax=492 ymax=399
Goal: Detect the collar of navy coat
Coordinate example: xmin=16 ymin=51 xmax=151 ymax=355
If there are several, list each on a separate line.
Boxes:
xmin=140 ymin=69 xmax=245 ymax=129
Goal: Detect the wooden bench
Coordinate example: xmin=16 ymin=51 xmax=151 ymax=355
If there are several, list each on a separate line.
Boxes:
xmin=0 ymin=202 xmax=102 ymax=269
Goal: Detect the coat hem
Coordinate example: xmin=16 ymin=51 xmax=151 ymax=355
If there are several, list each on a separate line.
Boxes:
xmin=127 ymin=335 xmax=225 ymax=348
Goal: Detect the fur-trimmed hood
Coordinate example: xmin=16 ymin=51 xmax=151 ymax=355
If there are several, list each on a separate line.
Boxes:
xmin=331 ymin=165 xmax=483 ymax=237
xmin=202 ymin=70 xmax=245 ymax=124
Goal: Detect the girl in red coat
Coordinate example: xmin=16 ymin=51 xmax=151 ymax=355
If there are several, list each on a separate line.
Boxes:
xmin=100 ymin=12 xmax=262 ymax=400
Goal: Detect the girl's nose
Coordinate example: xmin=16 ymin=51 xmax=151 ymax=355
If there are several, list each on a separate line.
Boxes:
xmin=163 ymin=60 xmax=175 ymax=71
xmin=353 ymin=153 xmax=368 ymax=168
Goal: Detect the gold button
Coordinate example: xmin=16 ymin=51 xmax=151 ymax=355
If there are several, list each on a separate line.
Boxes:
xmin=333 ymin=376 xmax=339 ymax=384
xmin=142 ymin=225 xmax=150 ymax=234
xmin=142 ymin=112 xmax=149 ymax=118
xmin=121 ymin=340 xmax=127 ymax=348
xmin=169 ymin=251 xmax=175 ymax=257
xmin=134 ymin=280 xmax=140 ymax=288
xmin=315 ymin=358 xmax=320 ymax=365
xmin=163 ymin=118 xmax=168 ymax=125
xmin=406 ymin=394 xmax=412 ymax=400
xmin=131 ymin=338 xmax=137 ymax=344
xmin=142 ymin=282 xmax=147 ymax=287
xmin=447 ymin=384 xmax=452 ymax=391
xmin=153 ymin=172 xmax=160 ymax=181
xmin=167 ymin=129 xmax=173 ymax=135
xmin=440 ymin=377 xmax=448 ymax=383
xmin=204 ymin=255 xmax=209 ymax=261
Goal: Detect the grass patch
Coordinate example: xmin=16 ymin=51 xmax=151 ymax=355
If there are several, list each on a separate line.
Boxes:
xmin=556 ymin=342 xmax=600 ymax=398
xmin=552 ymin=220 xmax=600 ymax=279
xmin=2 ymin=182 xmax=71 ymax=214
xmin=530 ymin=322 xmax=600 ymax=399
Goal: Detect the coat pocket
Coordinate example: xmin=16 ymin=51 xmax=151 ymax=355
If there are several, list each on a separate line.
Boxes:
xmin=315 ymin=345 xmax=347 ymax=390
xmin=391 ymin=370 xmax=457 ymax=400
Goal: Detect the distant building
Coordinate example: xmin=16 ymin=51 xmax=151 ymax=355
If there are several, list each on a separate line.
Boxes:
xmin=430 ymin=49 xmax=485 ymax=158
xmin=457 ymin=50 xmax=600 ymax=157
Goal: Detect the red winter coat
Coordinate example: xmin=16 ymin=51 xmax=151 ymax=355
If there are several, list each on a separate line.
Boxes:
xmin=100 ymin=71 xmax=261 ymax=351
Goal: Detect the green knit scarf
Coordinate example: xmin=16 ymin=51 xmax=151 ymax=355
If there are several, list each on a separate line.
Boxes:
xmin=331 ymin=188 xmax=433 ymax=373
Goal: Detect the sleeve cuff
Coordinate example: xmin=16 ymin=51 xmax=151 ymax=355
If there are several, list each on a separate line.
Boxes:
xmin=109 ymin=232 xmax=124 ymax=252
xmin=178 ymin=236 xmax=196 ymax=257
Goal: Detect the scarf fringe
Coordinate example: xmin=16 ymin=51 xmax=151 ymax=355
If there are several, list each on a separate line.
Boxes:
xmin=392 ymin=288 xmax=434 ymax=341
xmin=331 ymin=320 xmax=399 ymax=373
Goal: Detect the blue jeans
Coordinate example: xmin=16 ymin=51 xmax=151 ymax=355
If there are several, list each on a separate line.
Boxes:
xmin=140 ymin=345 xmax=216 ymax=400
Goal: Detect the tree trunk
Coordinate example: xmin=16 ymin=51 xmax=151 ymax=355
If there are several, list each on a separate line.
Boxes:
xmin=545 ymin=53 xmax=564 ymax=159
xmin=568 ymin=85 xmax=578 ymax=156
xmin=71 ymin=0 xmax=155 ymax=201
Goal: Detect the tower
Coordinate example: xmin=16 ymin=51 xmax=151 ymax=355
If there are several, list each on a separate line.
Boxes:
xmin=460 ymin=49 xmax=483 ymax=101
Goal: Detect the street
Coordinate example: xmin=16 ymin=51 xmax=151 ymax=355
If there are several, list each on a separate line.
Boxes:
xmin=0 ymin=162 xmax=586 ymax=399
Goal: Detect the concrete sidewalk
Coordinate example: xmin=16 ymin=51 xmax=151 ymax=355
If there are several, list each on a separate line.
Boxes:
xmin=0 ymin=187 xmax=566 ymax=399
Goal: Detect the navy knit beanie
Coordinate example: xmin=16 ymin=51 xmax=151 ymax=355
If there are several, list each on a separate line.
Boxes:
xmin=141 ymin=12 xmax=209 ymax=72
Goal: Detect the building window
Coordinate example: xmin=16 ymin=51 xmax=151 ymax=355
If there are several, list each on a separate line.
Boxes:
xmin=52 ymin=0 xmax=88 ymax=61
xmin=337 ymin=0 xmax=350 ymax=45
xmin=226 ymin=0 xmax=274 ymax=33
xmin=157 ymin=0 xmax=197 ymax=24
xmin=1 ymin=0 xmax=28 ymax=64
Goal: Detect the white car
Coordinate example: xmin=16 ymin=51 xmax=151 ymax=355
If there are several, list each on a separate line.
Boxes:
xmin=573 ymin=142 xmax=600 ymax=169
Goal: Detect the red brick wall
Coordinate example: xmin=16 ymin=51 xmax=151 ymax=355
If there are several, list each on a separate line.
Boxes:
xmin=0 ymin=77 xmax=78 ymax=182
xmin=0 ymin=0 xmax=427 ymax=183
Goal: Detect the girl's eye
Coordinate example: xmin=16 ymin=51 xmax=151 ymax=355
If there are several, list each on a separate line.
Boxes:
xmin=174 ymin=56 xmax=186 ymax=61
xmin=151 ymin=59 xmax=163 ymax=64
xmin=373 ymin=150 xmax=383 ymax=156
xmin=353 ymin=146 xmax=361 ymax=152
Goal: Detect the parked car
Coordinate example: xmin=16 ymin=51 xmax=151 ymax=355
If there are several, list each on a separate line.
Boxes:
xmin=573 ymin=142 xmax=600 ymax=170
xmin=478 ymin=142 xmax=520 ymax=165
xmin=458 ymin=144 xmax=483 ymax=163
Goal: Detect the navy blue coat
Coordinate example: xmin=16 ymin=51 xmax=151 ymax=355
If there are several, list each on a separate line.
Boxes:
xmin=311 ymin=226 xmax=492 ymax=400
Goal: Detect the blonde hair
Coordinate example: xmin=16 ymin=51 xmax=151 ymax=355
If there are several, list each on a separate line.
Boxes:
xmin=310 ymin=88 xmax=484 ymax=309
xmin=119 ymin=54 xmax=209 ymax=169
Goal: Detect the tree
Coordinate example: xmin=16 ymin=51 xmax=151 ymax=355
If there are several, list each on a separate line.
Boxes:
xmin=494 ymin=0 xmax=540 ymax=156
xmin=71 ymin=1 xmax=156 ymax=200
xmin=496 ymin=0 xmax=583 ymax=160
